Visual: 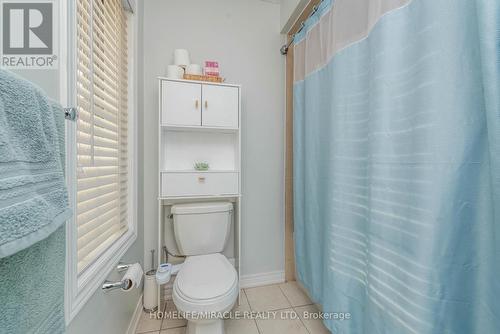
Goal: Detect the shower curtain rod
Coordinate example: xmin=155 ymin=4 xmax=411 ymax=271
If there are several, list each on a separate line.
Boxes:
xmin=280 ymin=0 xmax=325 ymax=55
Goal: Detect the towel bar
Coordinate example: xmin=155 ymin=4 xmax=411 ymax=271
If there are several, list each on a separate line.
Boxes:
xmin=64 ymin=107 xmax=77 ymax=121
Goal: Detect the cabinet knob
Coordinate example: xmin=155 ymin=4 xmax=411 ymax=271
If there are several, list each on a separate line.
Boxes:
xmin=205 ymin=100 xmax=208 ymax=108
xmin=195 ymin=100 xmax=199 ymax=109
xmin=198 ymin=176 xmax=206 ymax=183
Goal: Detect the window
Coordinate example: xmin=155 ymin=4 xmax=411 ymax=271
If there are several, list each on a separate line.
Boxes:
xmin=76 ymin=0 xmax=129 ymax=272
xmin=64 ymin=0 xmax=137 ymax=322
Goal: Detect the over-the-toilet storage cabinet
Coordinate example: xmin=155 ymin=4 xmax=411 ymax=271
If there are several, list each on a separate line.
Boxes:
xmin=159 ymin=79 xmax=241 ymax=197
xmin=157 ymin=77 xmax=241 ymax=304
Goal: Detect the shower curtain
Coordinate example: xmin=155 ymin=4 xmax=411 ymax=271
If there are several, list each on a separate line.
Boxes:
xmin=293 ymin=0 xmax=500 ymax=333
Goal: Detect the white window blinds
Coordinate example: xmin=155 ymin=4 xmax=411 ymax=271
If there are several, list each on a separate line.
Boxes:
xmin=76 ymin=0 xmax=129 ymax=273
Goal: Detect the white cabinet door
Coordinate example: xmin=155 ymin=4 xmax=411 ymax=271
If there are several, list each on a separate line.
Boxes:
xmin=202 ymin=85 xmax=239 ymax=128
xmin=162 ymin=81 xmax=201 ymax=126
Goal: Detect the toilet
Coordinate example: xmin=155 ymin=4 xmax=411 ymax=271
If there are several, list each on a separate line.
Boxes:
xmin=170 ymin=202 xmax=238 ymax=334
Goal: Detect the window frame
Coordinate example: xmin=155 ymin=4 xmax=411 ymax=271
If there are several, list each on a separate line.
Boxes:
xmin=62 ymin=0 xmax=138 ymax=323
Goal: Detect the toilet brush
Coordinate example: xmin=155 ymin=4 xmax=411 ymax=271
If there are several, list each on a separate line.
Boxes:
xmin=143 ymin=249 xmax=158 ymax=312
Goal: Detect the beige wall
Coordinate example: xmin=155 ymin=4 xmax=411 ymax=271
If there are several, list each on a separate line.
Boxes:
xmin=141 ymin=0 xmax=286 ymax=278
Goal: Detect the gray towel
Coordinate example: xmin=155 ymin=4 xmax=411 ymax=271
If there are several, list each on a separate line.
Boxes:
xmin=0 ymin=69 xmax=72 ymax=257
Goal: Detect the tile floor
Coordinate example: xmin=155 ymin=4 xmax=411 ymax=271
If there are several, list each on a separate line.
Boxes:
xmin=135 ymin=281 xmax=331 ymax=334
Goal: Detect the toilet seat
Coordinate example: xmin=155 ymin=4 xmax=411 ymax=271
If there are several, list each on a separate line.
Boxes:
xmin=173 ymin=253 xmax=238 ymax=314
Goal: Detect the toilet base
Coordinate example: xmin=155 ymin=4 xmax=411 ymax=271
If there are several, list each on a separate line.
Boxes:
xmin=186 ymin=318 xmax=224 ymax=334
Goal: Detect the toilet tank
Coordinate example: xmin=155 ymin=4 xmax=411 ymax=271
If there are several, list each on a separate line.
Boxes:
xmin=171 ymin=202 xmax=233 ymax=256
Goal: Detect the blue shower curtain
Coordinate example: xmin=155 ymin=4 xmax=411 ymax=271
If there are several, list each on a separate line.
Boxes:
xmin=293 ymin=1 xmax=500 ymax=333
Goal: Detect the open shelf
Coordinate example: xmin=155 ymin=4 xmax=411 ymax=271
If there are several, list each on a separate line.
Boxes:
xmin=161 ymin=128 xmax=239 ymax=172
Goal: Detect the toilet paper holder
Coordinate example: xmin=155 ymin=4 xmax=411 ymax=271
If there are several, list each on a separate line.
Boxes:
xmin=102 ymin=279 xmax=132 ymax=292
xmin=117 ymin=262 xmax=132 ymax=272
xmin=101 ymin=262 xmax=135 ymax=292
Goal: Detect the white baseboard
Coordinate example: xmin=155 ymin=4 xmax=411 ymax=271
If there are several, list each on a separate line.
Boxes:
xmin=240 ymin=271 xmax=285 ymax=289
xmin=126 ymin=294 xmax=143 ymax=334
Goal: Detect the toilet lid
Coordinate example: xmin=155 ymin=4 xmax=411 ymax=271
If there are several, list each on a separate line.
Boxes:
xmin=176 ymin=253 xmax=237 ymax=300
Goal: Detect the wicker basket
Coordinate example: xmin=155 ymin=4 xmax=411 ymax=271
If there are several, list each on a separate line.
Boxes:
xmin=183 ymin=74 xmax=224 ymax=83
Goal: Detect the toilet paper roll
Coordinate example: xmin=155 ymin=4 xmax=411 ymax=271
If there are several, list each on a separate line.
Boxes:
xmin=166 ymin=65 xmax=184 ymax=79
xmin=185 ymin=64 xmax=202 ymax=75
xmin=174 ymin=49 xmax=190 ymax=68
xmin=122 ymin=263 xmax=143 ymax=291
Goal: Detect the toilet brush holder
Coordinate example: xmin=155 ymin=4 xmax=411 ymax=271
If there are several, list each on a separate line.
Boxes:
xmin=143 ymin=270 xmax=158 ymax=312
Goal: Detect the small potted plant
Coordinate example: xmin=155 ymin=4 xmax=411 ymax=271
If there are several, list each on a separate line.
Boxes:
xmin=194 ymin=162 xmax=210 ymax=171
